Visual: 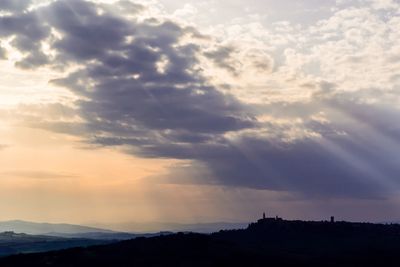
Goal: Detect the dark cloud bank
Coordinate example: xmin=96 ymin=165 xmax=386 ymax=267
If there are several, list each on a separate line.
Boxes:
xmin=2 ymin=0 xmax=400 ymax=199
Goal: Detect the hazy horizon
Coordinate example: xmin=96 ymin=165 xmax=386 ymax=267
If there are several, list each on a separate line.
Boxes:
xmin=1 ymin=216 xmax=398 ymax=234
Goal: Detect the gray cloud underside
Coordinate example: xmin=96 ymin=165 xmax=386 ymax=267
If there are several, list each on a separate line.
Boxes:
xmin=2 ymin=0 xmax=400 ymax=199
xmin=0 ymin=44 xmax=6 ymax=59
xmin=143 ymin=94 xmax=400 ymax=199
xmin=0 ymin=0 xmax=31 ymax=12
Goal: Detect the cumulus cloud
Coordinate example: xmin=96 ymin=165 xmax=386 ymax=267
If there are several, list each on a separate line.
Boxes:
xmin=4 ymin=0 xmax=400 ymax=200
xmin=204 ymin=46 xmax=240 ymax=75
xmin=204 ymin=46 xmax=274 ymax=76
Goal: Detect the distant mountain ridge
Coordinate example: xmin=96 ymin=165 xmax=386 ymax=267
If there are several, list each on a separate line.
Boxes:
xmin=91 ymin=221 xmax=249 ymax=233
xmin=0 ymin=220 xmax=249 ymax=235
xmin=0 ymin=220 xmax=113 ymax=235
xmin=0 ymin=220 xmax=174 ymax=241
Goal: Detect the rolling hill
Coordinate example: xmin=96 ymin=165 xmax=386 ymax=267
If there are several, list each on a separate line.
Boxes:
xmin=0 ymin=231 xmax=111 ymax=257
xmin=1 ymin=218 xmax=400 ymax=266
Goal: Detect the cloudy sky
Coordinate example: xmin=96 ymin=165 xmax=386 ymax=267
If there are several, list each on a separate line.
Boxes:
xmin=0 ymin=0 xmax=399 ymax=226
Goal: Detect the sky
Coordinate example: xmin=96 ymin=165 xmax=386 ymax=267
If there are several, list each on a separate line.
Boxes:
xmin=0 ymin=0 xmax=400 ymax=226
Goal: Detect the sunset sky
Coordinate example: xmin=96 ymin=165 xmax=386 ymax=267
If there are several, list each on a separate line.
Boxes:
xmin=0 ymin=0 xmax=400 ymax=226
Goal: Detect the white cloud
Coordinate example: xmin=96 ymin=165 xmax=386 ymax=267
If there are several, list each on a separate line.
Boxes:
xmin=368 ymin=0 xmax=398 ymax=10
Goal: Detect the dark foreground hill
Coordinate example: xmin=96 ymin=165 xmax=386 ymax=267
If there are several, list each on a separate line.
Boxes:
xmin=1 ymin=218 xmax=400 ymax=267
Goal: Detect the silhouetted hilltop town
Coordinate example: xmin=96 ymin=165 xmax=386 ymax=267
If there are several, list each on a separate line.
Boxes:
xmin=248 ymin=212 xmax=400 ymax=234
xmin=257 ymin=212 xmax=334 ymax=223
xmin=1 ymin=215 xmax=400 ymax=267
